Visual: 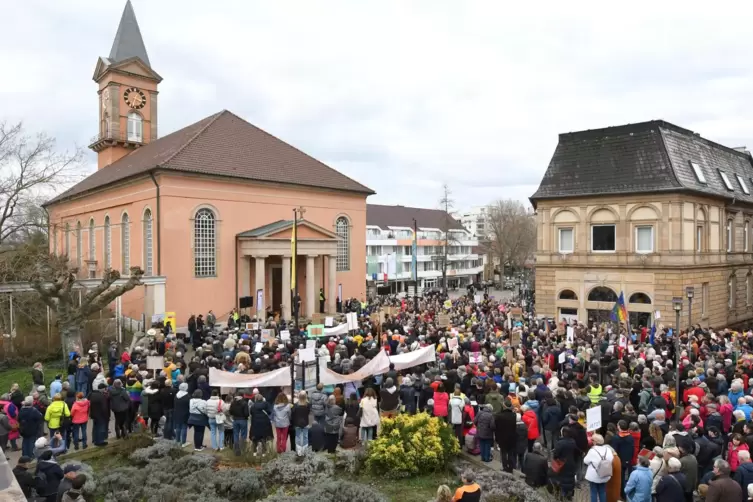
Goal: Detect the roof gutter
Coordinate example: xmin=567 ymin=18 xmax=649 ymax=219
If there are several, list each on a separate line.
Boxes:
xmin=148 ymin=172 xmax=162 ymax=275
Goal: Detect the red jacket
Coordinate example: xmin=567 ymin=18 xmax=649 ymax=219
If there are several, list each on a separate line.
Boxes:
xmin=630 ymin=431 xmax=641 ymax=465
xmin=683 ymin=386 xmax=705 ymax=405
xmin=70 ymin=399 xmax=90 ymax=425
xmin=433 ymin=392 xmax=449 ymax=417
xmin=522 ymin=410 xmax=539 ymax=440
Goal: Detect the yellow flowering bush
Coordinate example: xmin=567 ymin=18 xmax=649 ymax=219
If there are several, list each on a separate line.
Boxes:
xmin=365 ymin=412 xmax=459 ymax=477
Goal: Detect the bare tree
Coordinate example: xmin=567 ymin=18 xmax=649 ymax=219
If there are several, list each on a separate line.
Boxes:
xmin=437 ymin=184 xmax=455 ymax=293
xmin=29 ymin=253 xmax=143 ymax=356
xmin=486 ymin=199 xmax=536 ymax=275
xmin=0 ymin=121 xmax=82 ymax=248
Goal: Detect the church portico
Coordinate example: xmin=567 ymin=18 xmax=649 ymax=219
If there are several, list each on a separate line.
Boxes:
xmin=237 ymin=220 xmax=339 ymax=320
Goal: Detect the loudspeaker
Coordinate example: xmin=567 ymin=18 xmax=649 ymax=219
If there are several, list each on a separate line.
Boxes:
xmin=239 ymin=296 xmax=253 ymax=309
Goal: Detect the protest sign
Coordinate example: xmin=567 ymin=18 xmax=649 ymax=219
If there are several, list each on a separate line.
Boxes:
xmin=587 ymin=406 xmax=602 ymax=432
xmin=510 ymin=307 xmax=523 ymax=318
xmin=299 ymin=348 xmax=316 ymax=362
xmin=146 ymin=355 xmax=164 ymax=370
xmin=566 ymin=326 xmax=574 ymax=344
xmin=346 ymin=312 xmax=359 ymax=331
xmin=438 ymin=314 xmax=450 ymax=327
xmin=280 ymin=330 xmax=291 ymax=341
xmin=444 ymin=300 xmax=452 ymax=309
xmin=306 ymin=339 xmax=317 ymax=350
xmin=448 ymin=337 xmax=458 ymax=350
xmin=469 ymin=352 xmax=482 ymax=364
xmin=312 ymin=313 xmax=325 ymax=325
xmin=370 ymin=312 xmax=381 ymax=324
xmin=325 ymin=316 xmax=334 ymax=327
xmin=558 ymin=352 xmax=566 ymax=364
xmin=474 ymin=294 xmax=482 ymax=304
xmin=254 ymin=342 xmax=263 ymax=353
xmin=261 ymin=329 xmax=275 ymax=342
xmin=306 ymin=324 xmax=325 ymax=338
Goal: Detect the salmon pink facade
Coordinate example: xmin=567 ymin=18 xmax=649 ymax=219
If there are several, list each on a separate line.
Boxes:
xmin=44 ymin=2 xmax=372 ymax=327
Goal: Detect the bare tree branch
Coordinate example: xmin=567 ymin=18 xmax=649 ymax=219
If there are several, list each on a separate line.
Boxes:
xmin=486 ymin=199 xmax=536 ymax=274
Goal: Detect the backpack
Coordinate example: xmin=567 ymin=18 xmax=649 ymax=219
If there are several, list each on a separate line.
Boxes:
xmin=593 ymin=448 xmax=613 ymax=478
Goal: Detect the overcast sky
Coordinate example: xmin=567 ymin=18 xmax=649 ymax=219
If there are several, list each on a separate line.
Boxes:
xmin=3 ymin=1 xmax=753 ymax=212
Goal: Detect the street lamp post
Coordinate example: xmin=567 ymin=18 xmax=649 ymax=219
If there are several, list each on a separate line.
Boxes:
xmin=672 ymin=297 xmax=683 ymax=402
xmin=685 ymin=286 xmax=694 ymax=331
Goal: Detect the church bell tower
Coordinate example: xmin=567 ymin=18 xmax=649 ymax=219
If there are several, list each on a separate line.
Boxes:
xmin=89 ymin=0 xmax=162 ymax=169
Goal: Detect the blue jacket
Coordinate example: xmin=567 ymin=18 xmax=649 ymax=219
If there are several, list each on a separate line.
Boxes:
xmin=625 ymin=465 xmax=653 ymax=502
xmin=75 ymin=365 xmax=91 ymax=384
xmin=736 ymin=403 xmax=753 ymax=421
xmin=729 ymin=390 xmax=745 ymax=406
xmin=18 ymin=406 xmax=43 ymax=438
xmin=734 ymin=461 xmax=753 ymax=499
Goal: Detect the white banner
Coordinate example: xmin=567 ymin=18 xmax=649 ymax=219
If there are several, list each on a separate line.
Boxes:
xmin=389 ymin=345 xmax=437 ymax=371
xmin=321 ymin=345 xmax=436 ymax=385
xmin=209 ymin=366 xmax=290 ymax=388
xmin=325 ymin=323 xmax=349 ymax=337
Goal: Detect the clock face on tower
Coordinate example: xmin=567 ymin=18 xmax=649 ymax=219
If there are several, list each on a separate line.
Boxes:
xmin=123 ymin=87 xmax=147 ymax=109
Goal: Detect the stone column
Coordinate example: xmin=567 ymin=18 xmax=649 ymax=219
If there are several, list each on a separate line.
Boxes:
xmin=328 ymin=255 xmax=337 ymax=313
xmin=282 ymin=256 xmax=291 ymax=320
xmin=255 ymin=256 xmax=266 ymax=318
xmin=240 ymin=256 xmax=250 ymax=298
xmin=306 ymin=255 xmax=316 ymax=318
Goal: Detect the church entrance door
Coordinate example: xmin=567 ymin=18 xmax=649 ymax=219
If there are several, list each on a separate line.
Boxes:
xmin=272 ymin=267 xmax=282 ymax=314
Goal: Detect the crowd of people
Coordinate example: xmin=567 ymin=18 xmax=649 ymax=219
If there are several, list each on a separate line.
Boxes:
xmin=6 ymin=289 xmax=753 ymax=502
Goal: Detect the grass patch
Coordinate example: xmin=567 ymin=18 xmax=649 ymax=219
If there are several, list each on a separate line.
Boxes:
xmin=0 ymin=363 xmax=65 ymax=395
xmin=356 ymin=471 xmax=458 ymax=502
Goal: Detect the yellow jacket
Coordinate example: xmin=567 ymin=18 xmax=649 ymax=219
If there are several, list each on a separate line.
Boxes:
xmin=44 ymin=401 xmax=70 ymax=430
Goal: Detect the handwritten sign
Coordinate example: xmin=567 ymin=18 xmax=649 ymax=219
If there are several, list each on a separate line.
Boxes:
xmin=146 ymin=356 xmax=164 ymax=370
xmin=448 ymin=337 xmax=458 ymax=350
xmin=510 ymin=307 xmax=523 ymax=318
xmin=438 ymin=314 xmax=450 ymax=327
xmin=306 ymin=339 xmax=317 ymax=350
xmin=587 ymin=406 xmax=602 ymax=432
xmin=325 ymin=316 xmax=334 ymax=327
xmin=254 ymin=342 xmax=263 ymax=353
xmin=280 ymin=330 xmax=291 ymax=341
xmin=469 ymin=352 xmax=482 ymax=364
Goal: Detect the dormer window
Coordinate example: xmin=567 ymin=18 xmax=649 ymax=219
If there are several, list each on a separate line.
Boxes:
xmin=690 ymin=161 xmax=706 ymax=183
xmin=719 ymin=170 xmax=734 ymax=191
xmin=737 ymin=175 xmax=750 ymax=195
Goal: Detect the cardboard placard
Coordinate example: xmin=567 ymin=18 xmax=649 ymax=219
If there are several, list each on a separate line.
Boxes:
xmin=306 ymin=324 xmax=325 ymax=338
xmin=245 ymin=323 xmax=254 ymax=331
xmin=465 ymin=306 xmax=472 ymax=315
xmin=384 ymin=306 xmax=397 ymax=316
xmin=510 ymin=307 xmax=523 ymax=318
xmin=261 ymin=329 xmax=275 ymax=342
xmin=587 ymin=406 xmax=602 ymax=431
xmin=311 ymin=313 xmax=325 ymax=325
xmin=280 ymin=330 xmax=291 ymax=341
xmin=438 ymin=313 xmax=450 ymax=327
xmin=146 ymin=355 xmax=164 ymax=370
xmin=370 ymin=312 xmax=381 ymax=324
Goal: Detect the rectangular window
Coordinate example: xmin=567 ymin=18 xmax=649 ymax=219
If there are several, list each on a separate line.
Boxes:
xmin=591 ymin=224 xmax=616 ymax=252
xmin=558 ymin=227 xmax=574 ymax=253
xmin=738 ymin=175 xmax=750 ymax=195
xmin=696 ymin=225 xmax=703 ymax=252
xmin=719 ymin=170 xmax=734 ymax=191
xmin=690 ymin=161 xmax=706 ymax=183
xmin=635 ymin=226 xmax=654 ymax=253
xmin=702 ymin=282 xmax=708 ymax=317
xmin=727 ymin=221 xmax=733 ymax=252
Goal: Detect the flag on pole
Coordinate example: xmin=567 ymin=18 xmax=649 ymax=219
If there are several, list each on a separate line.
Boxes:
xmin=291 ymin=221 xmax=296 ymax=290
xmin=610 ymin=292 xmax=628 ymax=323
xmin=649 ymin=322 xmax=656 ymax=345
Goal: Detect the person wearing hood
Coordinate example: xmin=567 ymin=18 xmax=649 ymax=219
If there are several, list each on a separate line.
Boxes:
xmin=323 ymin=394 xmax=343 ymax=453
xmin=35 ymin=450 xmax=63 ymax=501
xmin=379 ymin=378 xmax=400 ymax=418
xmin=272 ymin=393 xmax=292 ymax=453
xmin=69 ymin=393 xmax=90 ymax=450
xmin=173 ymin=383 xmax=191 ymax=446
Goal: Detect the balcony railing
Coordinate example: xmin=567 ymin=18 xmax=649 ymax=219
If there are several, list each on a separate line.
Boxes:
xmin=89 ymin=131 xmax=144 ymax=148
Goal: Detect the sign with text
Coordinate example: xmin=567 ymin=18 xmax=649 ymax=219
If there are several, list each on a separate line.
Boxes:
xmin=261 ymin=329 xmax=275 ymax=342
xmin=587 ymin=406 xmax=602 ymax=432
xmin=474 ymin=294 xmax=482 ymax=304
xmin=280 ymin=330 xmax=291 ymax=341
xmin=146 ymin=355 xmax=164 ymax=370
xmin=469 ymin=352 xmax=482 ymax=364
xmin=448 ymin=337 xmax=458 ymax=351
xmin=438 ymin=314 xmax=450 ymax=327
xmin=306 ymin=339 xmax=317 ymax=350
xmin=325 ymin=316 xmax=334 ymax=327
xmin=346 ymin=312 xmax=359 ymax=331
xmin=510 ymin=307 xmax=523 ymax=318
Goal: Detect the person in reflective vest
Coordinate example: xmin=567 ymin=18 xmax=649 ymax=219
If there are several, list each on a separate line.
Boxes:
xmin=319 ymin=288 xmax=326 ymax=313
xmin=587 ymin=377 xmax=603 ymax=404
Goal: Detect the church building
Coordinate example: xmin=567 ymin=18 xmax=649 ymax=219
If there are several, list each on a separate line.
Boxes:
xmin=44 ymin=1 xmax=373 ymax=327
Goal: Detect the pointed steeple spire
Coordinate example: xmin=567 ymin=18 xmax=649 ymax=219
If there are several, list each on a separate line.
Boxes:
xmin=108 ymin=0 xmax=151 ymax=67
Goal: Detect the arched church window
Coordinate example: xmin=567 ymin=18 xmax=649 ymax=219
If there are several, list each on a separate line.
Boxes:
xmin=104 ymin=216 xmax=111 ymax=269
xmin=588 ymin=286 xmax=617 ymax=303
xmin=121 ymin=213 xmax=130 ymax=274
xmin=194 ymin=208 xmax=216 ymax=277
xmin=336 ymin=216 xmax=350 ymax=271
xmin=143 ymin=209 xmax=153 ymax=276
xmin=127 ymin=112 xmax=143 ymax=142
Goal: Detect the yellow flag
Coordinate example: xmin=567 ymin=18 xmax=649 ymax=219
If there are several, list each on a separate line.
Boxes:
xmin=291 ymin=222 xmax=296 ymax=290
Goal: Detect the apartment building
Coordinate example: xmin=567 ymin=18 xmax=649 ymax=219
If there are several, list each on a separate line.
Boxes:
xmin=459 ymin=206 xmax=491 ymax=239
xmin=365 ymin=204 xmax=482 ymax=293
